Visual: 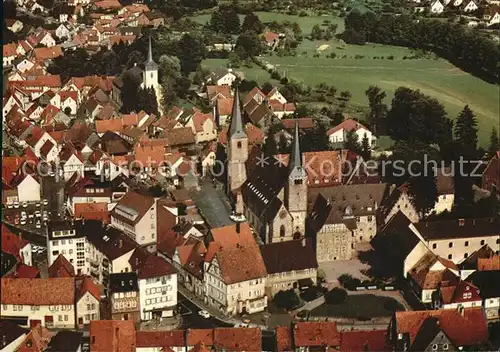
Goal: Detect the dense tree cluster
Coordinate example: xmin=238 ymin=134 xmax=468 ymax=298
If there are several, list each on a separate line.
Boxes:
xmin=344 ymin=11 xmax=500 ymax=81
xmin=209 ymin=6 xmax=241 ymax=34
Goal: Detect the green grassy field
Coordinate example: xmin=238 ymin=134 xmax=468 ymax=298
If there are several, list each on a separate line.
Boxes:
xmin=196 ymin=11 xmax=498 ymax=146
xmin=190 ymin=11 xmax=345 ymax=35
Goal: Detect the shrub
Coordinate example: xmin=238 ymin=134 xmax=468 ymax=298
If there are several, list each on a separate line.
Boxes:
xmin=387 ymin=55 xmax=394 ymax=60
xmin=271 ymin=71 xmax=281 ymax=80
xmin=338 ymin=274 xmax=361 ymax=290
xmin=280 ymin=77 xmax=289 ymax=84
xmin=354 ymin=54 xmax=364 ymax=59
xmin=299 ymin=10 xmax=308 ymax=17
xmin=273 ymin=289 xmax=301 ymax=310
xmin=325 ymin=288 xmax=348 ymax=305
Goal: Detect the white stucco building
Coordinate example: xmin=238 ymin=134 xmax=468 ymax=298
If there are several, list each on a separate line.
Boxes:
xmin=327 ymin=118 xmax=377 ymax=146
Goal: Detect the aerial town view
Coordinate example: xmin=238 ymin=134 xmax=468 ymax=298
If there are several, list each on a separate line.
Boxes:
xmin=1 ymin=0 xmax=499 ymax=350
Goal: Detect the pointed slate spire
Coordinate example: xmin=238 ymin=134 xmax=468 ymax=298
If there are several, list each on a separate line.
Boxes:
xmin=288 ymin=121 xmax=306 ymax=177
xmin=145 ymin=35 xmax=157 ymax=70
xmin=227 ymin=86 xmax=246 ymax=140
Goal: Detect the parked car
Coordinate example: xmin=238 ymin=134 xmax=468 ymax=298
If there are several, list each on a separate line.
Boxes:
xmin=22 ymin=202 xmax=28 ymax=208
xmin=198 ymin=310 xmax=211 ymax=319
xmin=35 ymin=220 xmax=41 ymax=229
xmin=42 ymin=199 xmax=48 ymax=206
xmin=20 ymin=218 xmax=27 ymax=225
xmin=13 ymin=201 xmax=19 ymax=208
xmin=28 ymin=213 xmax=34 ymax=219
xmin=7 ymin=202 xmax=13 ymax=209
xmin=35 ymin=202 xmax=41 ymax=208
xmin=34 ymin=211 xmax=41 ymax=218
xmin=21 ymin=211 xmax=27 ymax=219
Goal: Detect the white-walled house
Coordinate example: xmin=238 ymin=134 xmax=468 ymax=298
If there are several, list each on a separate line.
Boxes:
xmin=430 ymin=0 xmax=445 ymax=13
xmin=188 ymin=111 xmax=217 ymax=143
xmin=132 ymin=252 xmax=178 ymax=320
xmin=327 ymin=118 xmax=377 ymax=146
xmin=206 ymin=68 xmax=241 ymax=86
xmin=203 ymin=242 xmax=268 ymax=316
xmin=1 ymin=277 xmax=76 ymax=329
xmin=110 ymin=191 xmax=157 ymax=253
xmin=462 ymin=0 xmax=479 ymax=11
xmin=14 ymin=173 xmax=41 ymax=203
xmin=75 ymin=277 xmax=101 ymax=326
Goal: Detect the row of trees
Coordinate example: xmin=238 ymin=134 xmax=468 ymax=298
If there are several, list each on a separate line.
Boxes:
xmin=344 ymin=11 xmax=500 ymax=82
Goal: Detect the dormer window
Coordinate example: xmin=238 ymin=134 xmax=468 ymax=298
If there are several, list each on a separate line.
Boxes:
xmin=294 ymin=179 xmax=302 ymax=185
xmin=237 ymin=141 xmax=242 ymax=148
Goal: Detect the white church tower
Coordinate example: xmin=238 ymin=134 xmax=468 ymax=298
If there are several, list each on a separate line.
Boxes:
xmin=142 ymin=35 xmax=159 ymax=90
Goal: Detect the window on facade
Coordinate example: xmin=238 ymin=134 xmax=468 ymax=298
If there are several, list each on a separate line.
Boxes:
xmin=294 ymin=179 xmax=302 ymax=185
xmin=449 ymin=242 xmax=453 ymax=248
xmin=448 ymin=254 xmax=452 ymax=260
xmin=432 ymin=344 xmax=438 ymax=351
xmin=280 ymin=225 xmax=285 ymax=238
xmin=367 ymin=216 xmax=372 ymax=222
xmin=465 ymin=241 xmax=469 ymax=247
xmin=237 ymin=141 xmax=242 ymax=148
xmin=464 ymin=253 xmax=468 ymax=258
xmin=433 ymin=244 xmax=437 ymax=249
xmin=481 ymin=240 xmax=485 ymax=245
xmin=53 ymin=241 xmax=59 ymax=246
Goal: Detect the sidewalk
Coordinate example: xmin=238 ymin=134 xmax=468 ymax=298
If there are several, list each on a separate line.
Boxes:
xmin=291 ymin=295 xmax=325 ymax=316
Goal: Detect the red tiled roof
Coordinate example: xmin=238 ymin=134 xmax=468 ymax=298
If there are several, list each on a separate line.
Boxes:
xmin=134 ymin=145 xmax=165 ymax=165
xmin=327 ymin=118 xmax=370 ymax=136
xmin=269 ymin=101 xmax=295 ymax=113
xmin=33 ymin=45 xmax=63 ymax=62
xmin=6 ymin=263 xmax=40 ymax=279
xmin=1 ymin=278 xmax=75 ymax=305
xmin=340 ymin=329 xmax=389 ymax=351
xmin=477 ymin=255 xmax=500 ymax=271
xmin=213 ymin=328 xmax=262 ymax=352
xmin=59 ymin=90 xmax=78 ymax=102
xmin=163 ymin=127 xmax=196 ymax=146
xmin=136 ymin=330 xmax=185 ymax=348
xmin=293 ymin=322 xmax=341 ymax=347
xmin=207 ymin=85 xmax=232 ymax=101
xmin=395 ymin=308 xmax=488 ymax=346
xmin=76 ymin=276 xmax=101 ymax=301
xmin=48 ymin=254 xmax=75 ymax=278
xmin=216 ymin=97 xmax=233 ymax=116
xmin=94 ymin=0 xmax=122 ymax=9
xmin=90 ymin=320 xmax=136 ymax=352
xmin=281 ymin=118 xmax=315 ymax=130
xmin=276 ymin=326 xmax=292 ymax=352
xmin=1 ymin=224 xmax=28 ymax=260
xmin=13 ymin=75 xmax=62 ymax=88
xmin=3 ymin=43 xmax=17 ymax=57
xmin=192 ymin=111 xmax=215 ymax=133
xmin=187 ymin=329 xmax=214 ymax=347
xmin=218 ymin=123 xmax=264 ymax=146
xmin=265 ymin=31 xmax=279 ymax=44
xmin=135 ymin=254 xmax=176 ymax=279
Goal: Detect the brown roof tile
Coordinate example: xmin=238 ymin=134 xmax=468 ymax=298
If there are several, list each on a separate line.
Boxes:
xmin=48 ymin=254 xmax=75 ymax=278
xmin=90 ymin=320 xmax=136 ymax=352
xmin=293 ymin=322 xmax=341 ymax=347
xmin=1 ymin=277 xmax=75 ymax=305
xmin=213 ymin=328 xmax=261 ymax=351
xmin=136 ymin=330 xmax=185 ymax=348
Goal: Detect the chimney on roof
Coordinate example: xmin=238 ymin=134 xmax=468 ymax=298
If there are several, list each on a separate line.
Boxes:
xmin=458 ymin=219 xmax=465 ymax=227
xmin=236 ymin=222 xmax=240 ymax=234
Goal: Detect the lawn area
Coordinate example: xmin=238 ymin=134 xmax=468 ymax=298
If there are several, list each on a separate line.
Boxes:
xmin=189 ymin=11 xmax=345 ymax=35
xmin=309 ymin=294 xmax=404 ymax=319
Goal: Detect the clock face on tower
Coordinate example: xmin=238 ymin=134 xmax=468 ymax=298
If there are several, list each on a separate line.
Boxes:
xmin=279 ymin=210 xmax=287 ymax=219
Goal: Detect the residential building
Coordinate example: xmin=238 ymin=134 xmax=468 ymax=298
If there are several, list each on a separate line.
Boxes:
xmin=131 ymin=250 xmax=178 ymax=320
xmin=89 ymin=320 xmax=136 ymax=352
xmin=327 ymin=118 xmax=377 ymax=146
xmin=410 ymin=217 xmax=500 ymax=263
xmin=259 ymin=239 xmax=318 ymax=296
xmin=430 ymin=0 xmax=445 ymax=13
xmin=110 ymin=191 xmax=157 ymax=252
xmin=75 ymin=276 xmax=101 ymax=326
xmin=1 ymin=277 xmax=76 ymax=329
xmin=203 ymin=238 xmax=268 ymax=315
xmin=206 ymin=68 xmax=242 ymax=86
xmin=482 ymin=151 xmax=499 ymax=196
xmin=109 ymin=272 xmax=140 ymax=322
xmin=135 ymin=331 xmax=186 ymax=352
xmin=378 ymin=184 xmax=420 ymax=226
xmin=389 ymin=308 xmax=489 ymax=350
xmin=276 ymin=322 xmax=342 ymax=351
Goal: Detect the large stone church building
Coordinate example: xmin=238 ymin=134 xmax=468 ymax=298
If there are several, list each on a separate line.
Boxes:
xmin=225 ymin=88 xmax=308 ymax=244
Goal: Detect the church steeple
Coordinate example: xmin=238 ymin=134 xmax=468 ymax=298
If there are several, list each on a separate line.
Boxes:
xmin=145 ymin=35 xmax=158 ymax=70
xmin=288 ymin=121 xmax=305 ymax=178
xmin=227 ymin=86 xmax=246 ymax=140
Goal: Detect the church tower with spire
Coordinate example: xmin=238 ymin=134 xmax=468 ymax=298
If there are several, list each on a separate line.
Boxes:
xmin=285 ymin=121 xmax=308 ymax=237
xmin=142 ymin=35 xmax=159 ymax=90
xmin=226 ymin=87 xmax=248 ymax=213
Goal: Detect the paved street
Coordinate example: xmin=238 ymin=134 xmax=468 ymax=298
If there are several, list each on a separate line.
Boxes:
xmin=178 ymin=293 xmax=233 ymax=329
xmin=190 ymin=179 xmax=234 ymax=228
xmin=319 ymin=259 xmax=370 ymax=287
